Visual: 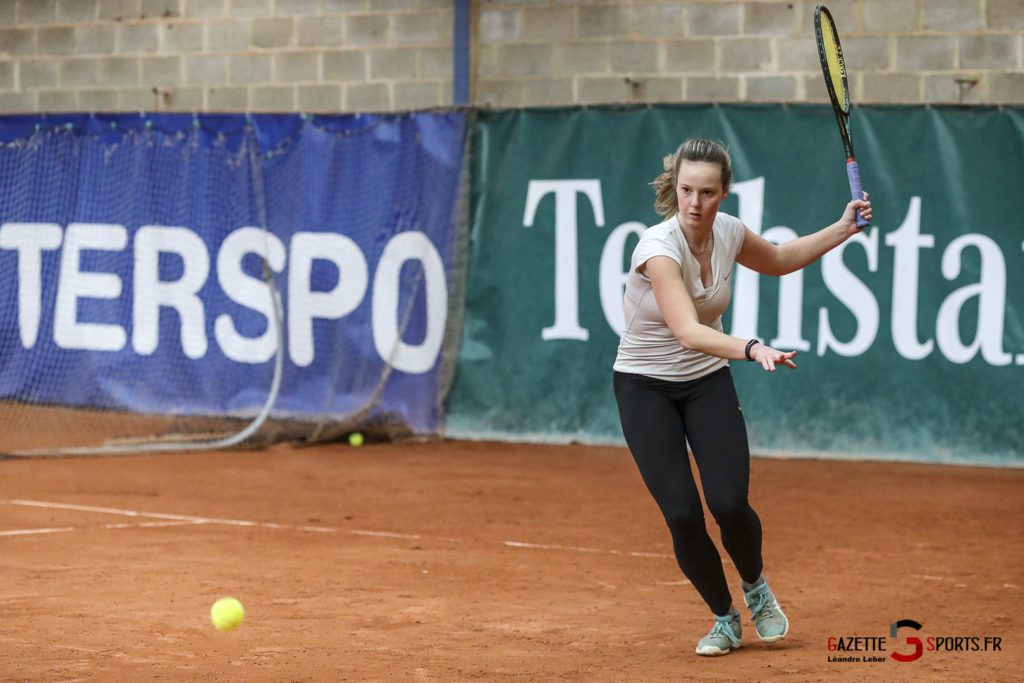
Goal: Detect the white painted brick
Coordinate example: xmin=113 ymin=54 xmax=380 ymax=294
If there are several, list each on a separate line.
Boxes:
xmin=183 ymin=0 xmax=225 ymax=19
xmin=863 ymin=72 xmax=920 ymax=102
xmin=497 ymin=42 xmax=553 ymax=77
xmin=297 ymin=83 xmax=342 ymax=110
xmin=553 ymin=42 xmax=609 ymax=76
xmin=74 ymin=25 xmax=115 ymax=55
xmin=276 ymin=0 xmax=319 ymax=16
xmin=20 ymin=58 xmax=58 ymax=87
xmin=58 ymin=57 xmax=98 ymax=86
xmin=987 ymin=0 xmax=1024 ymax=31
xmin=96 ymin=56 xmax=139 ymax=85
xmin=229 ymin=53 xmax=271 ymax=83
xmin=184 ymin=53 xmax=226 ymax=84
xmin=369 ymin=47 xmax=416 ymax=79
xmin=643 ymin=77 xmax=685 ymax=102
xmin=843 ymin=37 xmax=893 ymax=71
xmin=988 ymin=72 xmax=1024 ymax=103
xmin=119 ymin=86 xmax=158 ymax=109
xmin=578 ymin=5 xmax=629 ymax=39
xmin=141 ymin=0 xmax=181 ymax=20
xmin=959 ymin=35 xmax=1017 ymax=69
xmin=118 ymin=23 xmax=159 ymax=53
xmin=777 ymin=35 xmax=819 ymax=71
xmin=744 ymin=2 xmax=798 ymax=36
xmin=275 ymin=51 xmax=318 ymax=82
xmin=323 ymin=50 xmax=365 ymax=80
xmin=522 ymin=7 xmax=572 ymax=42
xmin=719 ymin=37 xmax=772 ymax=72
xmin=163 ymin=84 xmax=202 ymax=109
xmin=0 ymin=28 xmax=35 ymax=55
xmin=162 ymin=22 xmax=203 ymax=53
xmin=746 ymin=74 xmax=797 ymax=101
xmin=686 ymin=75 xmax=741 ymax=101
xmin=208 ymin=85 xmax=247 ymax=109
xmin=0 ymin=91 xmax=38 ymax=110
xmin=479 ymin=10 xmax=520 ymax=43
xmin=394 ymin=10 xmax=449 ymax=44
xmin=97 ymin=0 xmax=140 ymax=22
xmin=39 ymin=26 xmax=76 ymax=54
xmin=523 ymin=77 xmax=573 ymax=106
xmin=230 ymin=0 xmax=272 ymax=19
xmin=860 ymin=0 xmax=915 ymax=32
xmin=897 ymin=36 xmax=956 ymax=70
xmin=578 ymin=76 xmax=631 ymax=104
xmin=140 ymin=55 xmax=181 ymax=84
xmin=56 ymin=0 xmax=95 ymax=24
xmin=297 ymin=16 xmax=343 ymax=48
xmin=345 ymin=81 xmax=389 ymax=110
xmin=923 ymin=0 xmax=982 ymax=32
xmin=252 ymin=17 xmax=294 ymax=48
xmin=630 ymin=4 xmax=684 ymax=39
xmin=688 ymin=3 xmax=741 ymax=37
xmin=392 ymin=81 xmax=442 ymax=109
xmin=665 ymin=39 xmax=716 ymax=73
xmin=475 ymin=78 xmax=523 ymax=108
xmin=207 ymin=20 xmax=252 ymax=51
xmin=19 ymin=0 xmax=56 ymax=25
xmin=419 ymin=46 xmax=452 ymax=79
xmin=610 ymin=41 xmax=658 ymax=74
xmin=77 ymin=88 xmax=119 ymax=110
xmin=251 ymin=84 xmax=296 ymax=110
xmin=39 ymin=89 xmax=77 ymax=109
xmin=345 ymin=13 xmax=389 ymax=47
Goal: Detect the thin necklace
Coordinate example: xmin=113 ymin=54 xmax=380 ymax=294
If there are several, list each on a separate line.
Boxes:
xmin=677 ymin=215 xmax=713 ymax=256
xmin=689 ymin=233 xmax=713 ymax=256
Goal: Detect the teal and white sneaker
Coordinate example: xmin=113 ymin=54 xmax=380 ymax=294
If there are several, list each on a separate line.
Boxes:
xmin=744 ymin=582 xmax=789 ymax=642
xmin=695 ymin=612 xmax=742 ymax=656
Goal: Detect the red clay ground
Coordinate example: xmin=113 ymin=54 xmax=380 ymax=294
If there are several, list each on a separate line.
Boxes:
xmin=1 ymin=440 xmax=1021 ymax=681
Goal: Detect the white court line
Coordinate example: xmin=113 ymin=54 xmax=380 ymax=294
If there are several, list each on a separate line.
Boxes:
xmin=350 ymin=529 xmax=426 ymax=540
xmin=351 ymin=529 xmax=461 ymax=543
xmin=0 ymin=526 xmax=77 ymax=537
xmin=1 ymin=499 xmax=669 ymax=560
xmin=3 ymin=499 xmax=336 ymax=533
xmin=504 ymin=540 xmax=673 ymax=559
xmin=0 ymin=519 xmax=205 ymax=538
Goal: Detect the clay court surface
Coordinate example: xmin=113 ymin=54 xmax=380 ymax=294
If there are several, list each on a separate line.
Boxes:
xmin=1 ymin=440 xmax=1020 ymax=682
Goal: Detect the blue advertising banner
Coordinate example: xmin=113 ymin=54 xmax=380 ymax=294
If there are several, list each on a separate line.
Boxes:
xmin=0 ymin=112 xmax=465 ymax=434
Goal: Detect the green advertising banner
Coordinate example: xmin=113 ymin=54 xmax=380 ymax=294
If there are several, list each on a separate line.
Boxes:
xmin=445 ymin=104 xmax=1024 ymax=466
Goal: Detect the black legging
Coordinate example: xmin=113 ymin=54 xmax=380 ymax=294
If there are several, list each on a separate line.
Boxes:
xmin=613 ymin=367 xmax=763 ymax=616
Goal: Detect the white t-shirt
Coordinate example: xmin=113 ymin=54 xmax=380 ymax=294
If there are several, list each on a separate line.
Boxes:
xmin=613 ymin=212 xmax=747 ymax=382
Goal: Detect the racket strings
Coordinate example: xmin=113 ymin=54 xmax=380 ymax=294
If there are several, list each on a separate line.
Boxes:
xmin=820 ymin=18 xmax=849 ymax=108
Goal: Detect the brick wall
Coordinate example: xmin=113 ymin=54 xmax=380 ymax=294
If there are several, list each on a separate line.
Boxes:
xmin=0 ymin=0 xmax=454 ymax=112
xmin=0 ymin=0 xmax=1021 ymax=113
xmin=477 ymin=0 xmax=1024 ymax=106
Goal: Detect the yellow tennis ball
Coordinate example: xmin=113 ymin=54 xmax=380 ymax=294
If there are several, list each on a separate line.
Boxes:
xmin=210 ymin=597 xmax=244 ymax=631
xmin=348 ymin=432 xmax=364 ymax=447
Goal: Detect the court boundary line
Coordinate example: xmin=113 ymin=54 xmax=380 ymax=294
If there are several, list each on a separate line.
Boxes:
xmin=0 ymin=498 xmax=673 ymax=560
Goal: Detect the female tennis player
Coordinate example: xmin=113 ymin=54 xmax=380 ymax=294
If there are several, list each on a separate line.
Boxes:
xmin=613 ymin=138 xmax=871 ymax=656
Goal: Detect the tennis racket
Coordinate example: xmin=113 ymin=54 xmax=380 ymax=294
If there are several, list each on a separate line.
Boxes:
xmin=814 ymin=5 xmax=869 ymax=228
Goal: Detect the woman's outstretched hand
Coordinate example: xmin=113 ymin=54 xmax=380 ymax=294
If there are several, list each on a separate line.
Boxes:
xmin=750 ymin=343 xmax=798 ymax=372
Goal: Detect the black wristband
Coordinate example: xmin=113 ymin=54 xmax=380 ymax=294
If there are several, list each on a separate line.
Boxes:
xmin=744 ymin=339 xmax=760 ymax=361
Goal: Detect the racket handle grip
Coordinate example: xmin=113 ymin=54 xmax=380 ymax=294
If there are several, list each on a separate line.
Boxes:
xmin=846 ymin=160 xmax=869 ymax=228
